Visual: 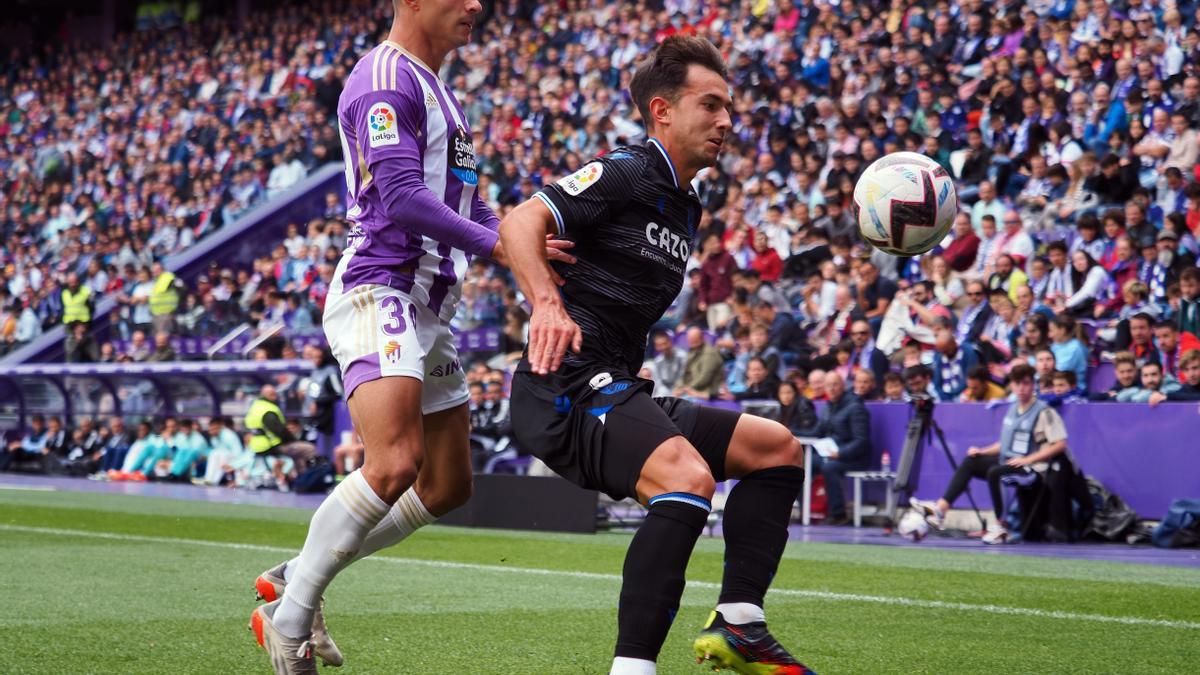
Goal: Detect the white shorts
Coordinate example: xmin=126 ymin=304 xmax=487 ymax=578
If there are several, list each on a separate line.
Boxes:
xmin=323 ymin=284 xmax=468 ymax=415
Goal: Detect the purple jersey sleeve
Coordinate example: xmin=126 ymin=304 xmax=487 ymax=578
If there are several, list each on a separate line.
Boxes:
xmin=353 ymin=90 xmax=499 ymax=258
xmin=471 ymin=191 xmax=500 ymax=232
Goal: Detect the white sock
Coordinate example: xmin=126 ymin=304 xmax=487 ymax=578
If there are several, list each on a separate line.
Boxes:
xmin=610 ymin=656 xmax=656 ymax=674
xmin=715 ymin=602 xmax=765 ymax=625
xmin=273 ymin=470 xmax=390 ymax=638
xmin=281 ymin=488 xmax=435 ymax=583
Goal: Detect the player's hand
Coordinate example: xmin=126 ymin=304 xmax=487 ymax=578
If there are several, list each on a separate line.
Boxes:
xmin=967 ymin=446 xmax=981 ymax=457
xmin=544 ymin=236 xmax=577 ymax=286
xmin=1149 ymin=391 xmax=1167 ymax=407
xmin=528 ymin=301 xmax=582 ymax=375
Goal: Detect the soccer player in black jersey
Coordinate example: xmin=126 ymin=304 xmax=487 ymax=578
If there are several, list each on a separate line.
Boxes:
xmin=499 ymin=36 xmax=815 ymax=675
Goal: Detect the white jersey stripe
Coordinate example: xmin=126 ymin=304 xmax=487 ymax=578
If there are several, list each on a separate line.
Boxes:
xmin=405 ymin=61 xmax=452 ymax=318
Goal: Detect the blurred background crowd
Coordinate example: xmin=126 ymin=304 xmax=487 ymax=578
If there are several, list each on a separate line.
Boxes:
xmin=4 ymin=0 xmax=1200 ymax=486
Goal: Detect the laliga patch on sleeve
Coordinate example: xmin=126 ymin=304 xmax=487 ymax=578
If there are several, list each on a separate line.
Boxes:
xmin=366 ymin=101 xmax=400 ymax=148
xmin=556 ymin=162 xmax=604 ymax=196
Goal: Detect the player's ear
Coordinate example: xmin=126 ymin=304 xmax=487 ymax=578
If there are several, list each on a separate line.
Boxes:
xmin=648 ymin=96 xmax=672 ymax=131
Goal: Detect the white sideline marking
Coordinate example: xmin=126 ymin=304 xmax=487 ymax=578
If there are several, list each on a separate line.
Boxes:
xmin=2 ymin=524 xmax=1197 ymax=631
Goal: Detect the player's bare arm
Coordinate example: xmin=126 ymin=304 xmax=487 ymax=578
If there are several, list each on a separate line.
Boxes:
xmin=499 ymin=200 xmax=582 ymax=375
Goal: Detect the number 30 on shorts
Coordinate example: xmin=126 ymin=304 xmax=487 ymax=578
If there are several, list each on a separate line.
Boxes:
xmin=380 ymin=295 xmax=419 ymax=336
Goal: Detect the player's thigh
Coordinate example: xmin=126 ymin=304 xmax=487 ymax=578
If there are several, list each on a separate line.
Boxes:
xmin=599 ymin=393 xmax=714 ymax=504
xmin=654 ymin=397 xmax=749 ymax=481
xmin=722 ymin=412 xmax=803 ymax=479
xmin=348 ymin=376 xmax=425 ymax=493
xmin=415 ymin=402 xmax=473 ymax=516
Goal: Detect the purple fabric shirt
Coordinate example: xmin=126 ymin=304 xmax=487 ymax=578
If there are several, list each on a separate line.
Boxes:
xmin=333 ymin=41 xmax=499 ymax=322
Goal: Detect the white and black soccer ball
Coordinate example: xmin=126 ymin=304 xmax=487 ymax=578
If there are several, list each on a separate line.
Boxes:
xmin=853 ymin=151 xmax=957 ymax=257
xmin=898 ymin=510 xmax=930 ymax=542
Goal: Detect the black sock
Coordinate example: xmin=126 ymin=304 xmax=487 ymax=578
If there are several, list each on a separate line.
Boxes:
xmin=615 ymin=495 xmax=710 ymax=661
xmin=719 ymin=466 xmax=804 ymax=607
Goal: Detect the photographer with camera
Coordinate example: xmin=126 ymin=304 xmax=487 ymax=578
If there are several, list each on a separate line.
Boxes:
xmin=911 ymin=364 xmax=1083 ymax=544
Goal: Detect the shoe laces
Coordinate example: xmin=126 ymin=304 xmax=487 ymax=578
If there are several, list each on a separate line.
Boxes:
xmin=295 ymin=640 xmax=313 ymax=659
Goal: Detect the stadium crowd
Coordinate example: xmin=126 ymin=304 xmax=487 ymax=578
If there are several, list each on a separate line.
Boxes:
xmin=4 ymin=0 xmax=1200 ymax=498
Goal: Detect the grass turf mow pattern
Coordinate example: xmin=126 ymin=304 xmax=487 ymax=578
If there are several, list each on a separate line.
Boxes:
xmin=0 ymin=489 xmax=1197 ymax=673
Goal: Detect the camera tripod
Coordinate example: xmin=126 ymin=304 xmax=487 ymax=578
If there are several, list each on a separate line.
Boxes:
xmin=894 ymin=403 xmax=988 ymax=532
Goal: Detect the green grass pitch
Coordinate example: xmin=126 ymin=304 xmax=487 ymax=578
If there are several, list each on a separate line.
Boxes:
xmin=1 ymin=488 xmax=1197 ymax=674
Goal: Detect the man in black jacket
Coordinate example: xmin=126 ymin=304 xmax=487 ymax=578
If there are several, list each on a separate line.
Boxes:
xmin=811 ymin=371 xmax=872 ymax=525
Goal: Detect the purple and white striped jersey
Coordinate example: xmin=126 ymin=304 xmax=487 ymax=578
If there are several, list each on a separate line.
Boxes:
xmin=332 ymin=41 xmax=499 ymax=323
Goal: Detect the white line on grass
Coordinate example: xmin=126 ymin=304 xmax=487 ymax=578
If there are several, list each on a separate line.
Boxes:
xmin=3 ymin=524 xmax=1197 ymax=631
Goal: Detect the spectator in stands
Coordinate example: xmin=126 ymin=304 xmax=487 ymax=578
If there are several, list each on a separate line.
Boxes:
xmin=1034 ymin=348 xmax=1058 ymax=395
xmin=943 ymin=214 xmax=981 ymax=274
xmin=997 ymin=214 xmax=1035 ymax=269
xmin=1049 ymin=316 xmax=1089 ymax=388
xmin=1055 ymin=251 xmax=1109 ymax=318
xmin=856 ymin=261 xmax=897 ymax=333
xmin=648 ymin=331 xmax=687 ymax=399
xmin=961 ymin=365 xmax=1008 ymax=402
xmin=1177 ymin=268 xmax=1200 ymax=336
xmin=63 ymin=322 xmax=99 ymax=363
xmin=881 ymin=373 xmax=906 ymax=402
xmin=1092 ymin=352 xmax=1141 ymax=401
xmin=1042 ymin=371 xmax=1086 ymax=407
xmin=847 ymin=319 xmax=888 ymax=384
xmin=1123 ymin=312 xmax=1161 ymax=367
xmin=776 ymin=381 xmax=818 ymax=437
xmin=699 ymin=232 xmax=736 ymax=330
xmin=754 ymin=302 xmax=808 ymax=366
xmin=1150 ymin=349 xmax=1200 ymax=404
xmin=1 ymin=414 xmax=48 ymax=473
xmin=810 ymin=370 xmax=872 ymax=526
xmin=805 ymin=369 xmax=827 ymax=402
xmin=902 ymin=364 xmax=938 ymax=401
xmin=126 ymin=330 xmax=151 ymax=362
xmin=675 ymin=327 xmax=723 ymax=400
xmin=746 ymin=322 xmax=783 ymax=377
xmin=1157 ymin=321 xmax=1200 ymax=379
xmin=932 ymin=322 xmax=982 ymax=402
xmin=727 ymin=357 xmax=781 ymax=402
xmin=956 ymin=280 xmax=994 ymax=348
xmin=979 ymin=289 xmax=1023 ymax=363
xmin=1044 ymin=241 xmax=1072 ymax=305
xmin=987 ymin=254 xmax=1029 ymax=303
xmin=911 ymin=364 xmax=1081 ymax=544
xmin=971 ymin=181 xmax=1008 ymax=235
xmin=878 ymin=281 xmax=951 ymax=356
xmin=146 ymin=332 xmax=177 ymax=362
xmin=852 ymin=369 xmax=878 ymax=401
xmin=1122 ymin=361 xmax=1181 ymax=403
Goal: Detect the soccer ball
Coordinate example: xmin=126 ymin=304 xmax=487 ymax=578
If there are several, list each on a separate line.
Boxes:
xmin=898 ymin=510 xmax=930 ymax=542
xmin=853 ymin=151 xmax=957 ymax=256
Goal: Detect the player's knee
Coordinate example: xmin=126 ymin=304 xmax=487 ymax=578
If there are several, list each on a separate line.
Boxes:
xmin=643 ymin=440 xmax=716 ymax=500
xmin=362 ymin=455 xmax=421 ymax=504
xmin=769 ymin=426 xmax=804 ymax=468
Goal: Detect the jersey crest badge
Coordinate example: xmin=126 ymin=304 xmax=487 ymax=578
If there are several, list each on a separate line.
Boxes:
xmin=368 ymin=102 xmax=400 ymax=148
xmin=557 ymin=162 xmax=603 ymax=196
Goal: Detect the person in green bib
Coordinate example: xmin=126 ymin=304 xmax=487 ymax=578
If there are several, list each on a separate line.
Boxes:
xmin=912 ymin=363 xmax=1086 ymax=544
xmin=60 ymin=272 xmax=93 ymax=326
xmin=148 ymin=261 xmax=184 ymax=335
xmin=245 ymin=384 xmax=316 ymax=487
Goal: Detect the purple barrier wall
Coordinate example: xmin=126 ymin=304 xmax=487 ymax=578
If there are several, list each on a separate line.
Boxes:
xmin=862 ymin=401 xmax=1200 ymax=520
xmin=108 ymin=327 xmax=501 ymax=358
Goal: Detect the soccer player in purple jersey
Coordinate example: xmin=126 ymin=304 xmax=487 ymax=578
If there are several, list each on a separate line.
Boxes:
xmin=249 ymin=1 xmax=572 ymax=672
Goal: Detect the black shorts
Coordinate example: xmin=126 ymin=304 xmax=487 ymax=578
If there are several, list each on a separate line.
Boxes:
xmin=509 ymin=360 xmax=742 ymax=501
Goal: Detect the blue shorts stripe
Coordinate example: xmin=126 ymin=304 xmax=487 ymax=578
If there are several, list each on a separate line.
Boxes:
xmin=648 ymin=492 xmax=712 ymax=513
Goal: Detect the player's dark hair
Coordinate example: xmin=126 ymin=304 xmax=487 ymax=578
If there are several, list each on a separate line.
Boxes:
xmin=1053 ymin=370 xmax=1077 ymax=386
xmin=630 ymin=35 xmax=727 ymax=130
xmin=966 ymin=365 xmax=990 ymax=382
